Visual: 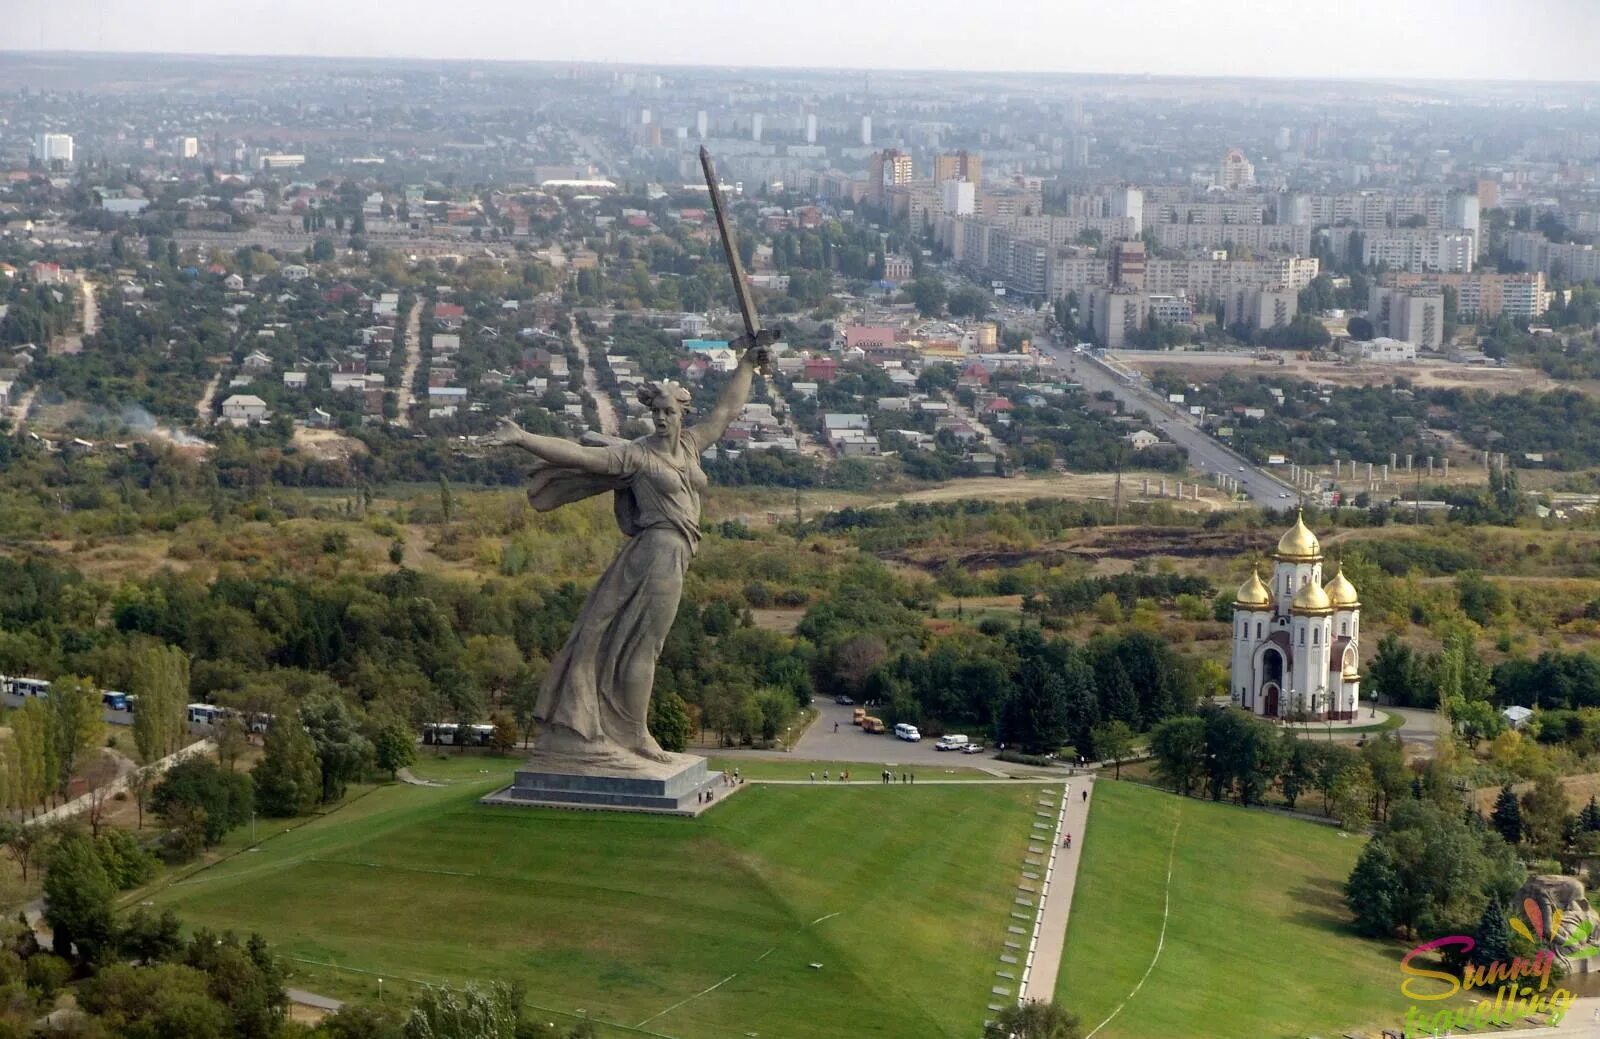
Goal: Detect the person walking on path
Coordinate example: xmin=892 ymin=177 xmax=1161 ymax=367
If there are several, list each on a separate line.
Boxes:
xmin=834 ymin=722 xmax=839 ymax=732
xmin=809 ymin=772 xmax=815 ymax=783
xmin=1082 ymin=790 xmax=1088 ymax=803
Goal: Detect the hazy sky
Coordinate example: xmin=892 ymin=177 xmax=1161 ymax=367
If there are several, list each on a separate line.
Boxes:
xmin=15 ymin=0 xmax=1600 ymax=82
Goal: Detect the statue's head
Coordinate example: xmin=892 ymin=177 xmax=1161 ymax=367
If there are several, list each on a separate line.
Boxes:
xmin=638 ymin=380 xmax=692 ymax=441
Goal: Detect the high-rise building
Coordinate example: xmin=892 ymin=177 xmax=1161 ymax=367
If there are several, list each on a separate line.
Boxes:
xmin=1217 ymin=148 xmax=1255 ymax=190
xmin=640 ymin=108 xmax=652 ymax=125
xmin=1222 ymin=286 xmax=1297 ymax=332
xmin=805 ymin=113 xmax=817 ymax=144
xmin=1088 ymin=286 xmax=1149 ymax=349
xmin=860 ymin=115 xmax=872 ymax=146
xmin=696 ymin=111 xmax=708 ymax=139
xmin=176 ymin=136 xmax=199 ymax=160
xmin=751 ymin=114 xmax=763 ymax=142
xmin=1111 ymin=240 xmax=1147 ymax=290
xmin=33 ymin=133 xmax=73 ymax=166
xmin=941 ymin=180 xmax=975 ymax=217
xmin=933 ymin=150 xmax=982 ymax=186
xmin=1477 ymin=178 xmax=1500 ymax=210
xmin=1110 ymin=186 xmax=1143 ymax=236
xmin=868 ymin=149 xmax=913 ymax=205
xmin=1369 ymin=286 xmax=1444 ymax=350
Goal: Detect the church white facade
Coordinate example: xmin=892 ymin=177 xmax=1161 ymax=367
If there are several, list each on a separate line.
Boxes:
xmin=1230 ymin=512 xmax=1362 ymax=720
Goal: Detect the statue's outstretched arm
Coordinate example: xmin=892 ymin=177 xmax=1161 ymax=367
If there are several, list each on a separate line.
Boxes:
xmin=689 ymin=345 xmax=763 ymax=452
xmin=484 ymin=418 xmax=612 ymax=474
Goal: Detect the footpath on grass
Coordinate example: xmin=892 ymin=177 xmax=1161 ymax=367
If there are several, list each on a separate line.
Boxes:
xmin=1022 ymin=776 xmax=1093 ymax=1002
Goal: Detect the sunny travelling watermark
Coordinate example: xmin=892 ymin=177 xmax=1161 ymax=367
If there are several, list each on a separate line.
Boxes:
xmin=1396 ymin=898 xmax=1592 ymax=1037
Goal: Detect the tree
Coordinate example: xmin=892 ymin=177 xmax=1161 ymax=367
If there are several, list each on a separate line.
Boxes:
xmin=1347 ymin=315 xmax=1375 ymax=341
xmin=909 ymin=278 xmax=947 ymax=317
xmin=1579 ymin=795 xmax=1600 ymax=833
xmin=1091 ymin=720 xmax=1135 ymax=778
xmin=1329 ymin=763 xmax=1374 ymax=831
xmin=50 ymin=675 xmax=105 ymax=797
xmin=438 ymin=474 xmax=454 ymax=524
xmin=1345 ymin=838 xmax=1402 ymax=938
xmin=981 ymin=999 xmax=1082 ymax=1039
xmin=132 ymin=644 xmax=191 ymax=763
xmin=1361 ymin=733 xmax=1408 ymax=823
xmin=0 ymin=821 xmax=56 ymax=883
xmin=1472 ymin=897 xmax=1511 ymax=969
xmin=300 ymin=696 xmax=373 ymax=803
xmin=151 ymin=758 xmax=254 ymax=847
xmin=648 ymin=690 xmax=693 ymax=754
xmin=44 ymin=833 xmax=117 ymax=965
xmin=508 ymin=669 xmax=541 ymax=750
xmin=215 ymin=712 xmax=249 ymax=772
xmin=1278 ymin=735 xmax=1316 ymax=810
xmin=404 ymin=982 xmax=519 ymax=1039
xmin=10 ymin=698 xmax=56 ymax=811
xmin=253 ymin=717 xmax=322 ymax=817
xmin=371 ymin=721 xmax=417 ymax=781
xmin=488 ymin=715 xmax=518 ymax=754
xmin=1148 ymin=716 xmax=1206 ymax=795
xmin=1520 ymin=773 xmax=1570 ymax=855
xmin=1490 ymin=784 xmax=1523 ymax=845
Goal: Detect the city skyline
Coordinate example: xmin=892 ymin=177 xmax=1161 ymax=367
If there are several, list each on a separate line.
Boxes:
xmin=14 ymin=0 xmax=1600 ymax=84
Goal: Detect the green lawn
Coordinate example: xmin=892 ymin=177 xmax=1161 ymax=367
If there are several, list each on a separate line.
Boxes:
xmin=1057 ymin=781 xmax=1408 ymax=1039
xmin=151 ymin=775 xmax=1049 ymax=1039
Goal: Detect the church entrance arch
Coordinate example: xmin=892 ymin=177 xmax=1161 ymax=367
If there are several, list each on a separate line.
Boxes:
xmin=1262 ymin=648 xmax=1285 ymax=718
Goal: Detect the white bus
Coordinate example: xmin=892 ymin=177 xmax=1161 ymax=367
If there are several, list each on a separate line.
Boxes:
xmin=6 ymin=677 xmax=51 ymax=699
xmin=893 ymin=722 xmax=922 ymax=742
xmin=187 ymin=703 xmax=226 ymax=726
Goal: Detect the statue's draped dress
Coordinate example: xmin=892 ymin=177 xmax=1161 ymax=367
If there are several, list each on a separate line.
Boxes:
xmin=526 ymin=428 xmax=709 ymax=752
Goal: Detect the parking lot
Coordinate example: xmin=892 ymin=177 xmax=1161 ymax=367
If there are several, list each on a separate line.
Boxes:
xmin=789 ymin=698 xmax=1004 ymax=770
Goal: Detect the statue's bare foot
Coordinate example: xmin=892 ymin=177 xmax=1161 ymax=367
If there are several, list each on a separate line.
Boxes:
xmin=632 ymin=735 xmax=675 ymax=764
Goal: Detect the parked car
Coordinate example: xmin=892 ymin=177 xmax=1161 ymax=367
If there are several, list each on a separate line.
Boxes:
xmin=961 ymin=743 xmax=985 ymax=755
xmin=834 ymin=695 xmax=854 ymax=705
xmin=935 ymin=734 xmax=970 ymax=751
xmin=893 ymin=722 xmax=922 ymax=742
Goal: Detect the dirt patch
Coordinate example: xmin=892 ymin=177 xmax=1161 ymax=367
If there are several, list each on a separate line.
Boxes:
xmin=750 ymin=608 xmax=806 ymax=634
xmin=890 ymin=525 xmax=1269 ymax=574
xmin=1116 ymin=350 xmax=1563 ymax=394
xmin=292 ymin=427 xmax=369 ymax=462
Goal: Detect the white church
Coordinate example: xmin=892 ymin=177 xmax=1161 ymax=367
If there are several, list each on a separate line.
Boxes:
xmin=1230 ymin=511 xmax=1361 ymax=720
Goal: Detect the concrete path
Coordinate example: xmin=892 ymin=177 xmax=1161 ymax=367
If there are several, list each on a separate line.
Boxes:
xmin=1022 ymin=776 xmax=1094 ymax=1003
xmin=395 ymin=767 xmax=444 ymax=787
xmin=26 ymin=739 xmax=215 ymax=829
xmin=287 ymin=988 xmax=345 ymax=1013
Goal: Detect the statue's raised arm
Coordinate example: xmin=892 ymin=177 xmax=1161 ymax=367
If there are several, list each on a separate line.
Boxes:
xmin=687 ymin=341 xmax=769 ymax=453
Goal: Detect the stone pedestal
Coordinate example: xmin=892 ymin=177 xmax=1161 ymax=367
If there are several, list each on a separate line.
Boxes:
xmin=480 ymin=752 xmax=723 ymax=815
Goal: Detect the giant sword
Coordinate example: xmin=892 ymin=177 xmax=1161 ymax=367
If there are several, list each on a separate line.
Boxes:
xmin=700 ymin=146 xmax=778 ymax=370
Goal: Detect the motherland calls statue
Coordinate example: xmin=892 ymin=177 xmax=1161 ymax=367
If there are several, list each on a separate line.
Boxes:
xmin=480 ymin=343 xmax=768 ymax=774
xmin=1516 ymin=874 xmax=1600 ymax=972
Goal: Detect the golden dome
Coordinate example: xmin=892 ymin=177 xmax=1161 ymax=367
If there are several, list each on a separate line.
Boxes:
xmin=1342 ymin=667 xmax=1361 ymax=681
xmin=1325 ymin=566 xmax=1360 ymax=609
xmin=1292 ymin=577 xmax=1334 ymax=615
xmin=1234 ymin=569 xmax=1272 ymax=608
xmin=1276 ymin=510 xmax=1321 ymax=561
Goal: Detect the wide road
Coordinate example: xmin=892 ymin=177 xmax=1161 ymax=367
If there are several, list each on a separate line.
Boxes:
xmin=1037 ymin=340 xmax=1296 ymax=508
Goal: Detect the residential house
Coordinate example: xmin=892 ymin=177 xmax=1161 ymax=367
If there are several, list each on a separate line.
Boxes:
xmin=282 ymin=371 xmax=308 ymax=390
xmin=220 ymin=394 xmax=268 ymax=427
xmin=242 ymin=350 xmax=274 ymax=375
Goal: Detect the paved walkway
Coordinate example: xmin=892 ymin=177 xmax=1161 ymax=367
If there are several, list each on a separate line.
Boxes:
xmin=1021 ymin=776 xmax=1093 ymax=1002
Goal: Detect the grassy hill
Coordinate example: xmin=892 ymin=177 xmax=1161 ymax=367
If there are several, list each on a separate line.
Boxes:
xmin=149 ymin=763 xmax=1047 ymax=1039
xmin=1057 ymin=780 xmax=1407 ymax=1039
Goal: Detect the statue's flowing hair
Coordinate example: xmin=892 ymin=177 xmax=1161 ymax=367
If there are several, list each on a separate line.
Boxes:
xmin=637 ymin=380 xmax=692 ymax=410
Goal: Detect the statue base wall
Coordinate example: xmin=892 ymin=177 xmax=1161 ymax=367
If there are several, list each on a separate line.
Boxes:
xmin=480 ymin=753 xmax=728 ymax=816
